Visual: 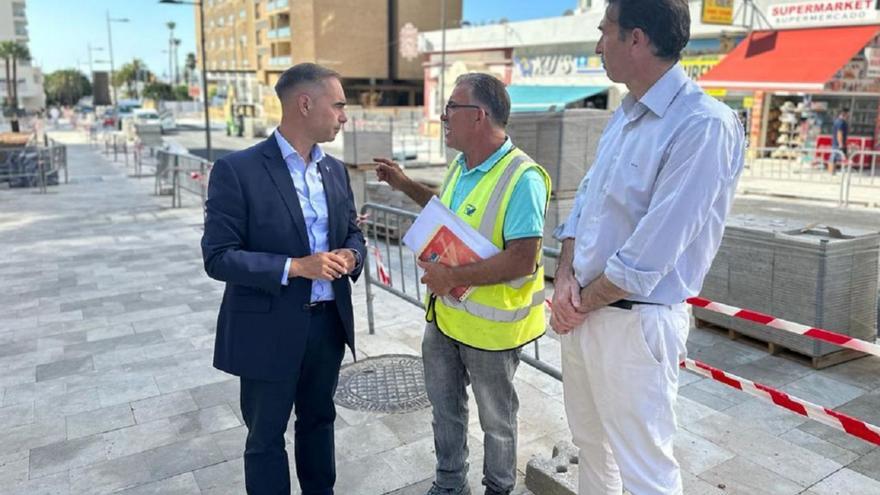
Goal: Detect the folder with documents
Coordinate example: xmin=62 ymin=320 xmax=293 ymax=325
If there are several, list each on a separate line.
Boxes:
xmin=403 ymin=197 xmax=500 ymax=301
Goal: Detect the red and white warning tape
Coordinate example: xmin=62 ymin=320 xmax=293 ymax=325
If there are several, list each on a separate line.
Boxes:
xmin=371 ymin=244 xmax=392 ymax=286
xmin=682 ymin=358 xmax=880 ymax=447
xmin=541 ymin=296 xmax=880 ymax=446
xmin=687 ymin=296 xmax=880 ymax=358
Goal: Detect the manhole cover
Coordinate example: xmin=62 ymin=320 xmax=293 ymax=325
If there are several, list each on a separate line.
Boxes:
xmin=334 ymin=354 xmax=430 ymax=413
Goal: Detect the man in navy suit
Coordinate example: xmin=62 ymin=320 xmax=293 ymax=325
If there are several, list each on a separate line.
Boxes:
xmin=201 ymin=63 xmax=366 ymax=495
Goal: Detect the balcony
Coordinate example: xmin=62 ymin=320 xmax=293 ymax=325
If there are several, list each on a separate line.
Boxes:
xmin=14 ymin=21 xmax=28 ymax=39
xmin=266 ymin=0 xmax=289 ymax=12
xmin=268 ymin=26 xmax=290 ymax=40
xmin=269 ymin=56 xmax=292 ymax=67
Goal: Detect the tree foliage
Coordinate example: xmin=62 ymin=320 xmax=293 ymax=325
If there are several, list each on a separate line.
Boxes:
xmin=0 ymin=41 xmax=30 ymax=110
xmin=143 ymin=82 xmax=193 ymax=102
xmin=173 ymin=85 xmax=190 ymax=101
xmin=143 ymin=81 xmax=174 ymax=102
xmin=45 ymin=69 xmax=92 ymax=106
xmin=184 ymin=52 xmax=197 ymax=83
xmin=112 ymin=59 xmax=150 ymax=99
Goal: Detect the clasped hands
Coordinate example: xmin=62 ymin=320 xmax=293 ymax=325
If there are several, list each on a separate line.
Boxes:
xmin=549 ymin=269 xmax=587 ymax=335
xmin=289 ymin=249 xmax=356 ymax=281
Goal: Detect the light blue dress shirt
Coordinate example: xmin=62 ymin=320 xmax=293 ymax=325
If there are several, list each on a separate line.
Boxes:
xmin=276 ymin=130 xmax=334 ymax=302
xmin=449 ymin=137 xmax=548 ymax=241
xmin=554 ymin=64 xmax=745 ymax=304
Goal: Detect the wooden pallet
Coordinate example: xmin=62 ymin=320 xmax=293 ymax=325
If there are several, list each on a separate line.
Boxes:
xmin=694 ymin=317 xmax=866 ymax=370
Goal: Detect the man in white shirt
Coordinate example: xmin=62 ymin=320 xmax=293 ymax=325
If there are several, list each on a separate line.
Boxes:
xmin=550 ymin=1 xmax=745 ymax=494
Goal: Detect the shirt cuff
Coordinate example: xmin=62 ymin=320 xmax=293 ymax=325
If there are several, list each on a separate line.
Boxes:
xmin=604 ymin=254 xmax=663 ymax=297
xmin=553 ymin=222 xmax=576 ymax=242
xmin=281 ymin=258 xmax=292 ymax=286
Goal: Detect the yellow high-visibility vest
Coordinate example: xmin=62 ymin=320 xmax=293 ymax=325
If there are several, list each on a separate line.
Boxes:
xmin=427 ymin=147 xmax=551 ymax=351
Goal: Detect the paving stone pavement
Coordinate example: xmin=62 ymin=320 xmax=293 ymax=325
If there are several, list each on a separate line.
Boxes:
xmin=1 ymin=129 xmax=879 ymax=494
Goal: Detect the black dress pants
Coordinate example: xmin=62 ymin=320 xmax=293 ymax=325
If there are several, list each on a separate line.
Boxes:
xmin=239 ymin=302 xmax=346 ymax=495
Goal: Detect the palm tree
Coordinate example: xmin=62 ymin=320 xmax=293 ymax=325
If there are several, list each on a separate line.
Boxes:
xmin=0 ymin=41 xmax=30 ymax=132
xmin=0 ymin=41 xmax=14 ymax=112
xmin=166 ymin=21 xmax=176 ymax=84
xmin=113 ymin=58 xmax=148 ymax=99
xmin=172 ymin=38 xmax=182 ymax=84
xmin=184 ymin=52 xmax=196 ymax=84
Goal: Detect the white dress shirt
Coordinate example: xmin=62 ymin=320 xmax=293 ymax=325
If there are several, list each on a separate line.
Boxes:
xmin=555 ymin=64 xmax=745 ymax=305
xmin=275 ymin=130 xmax=334 ymax=302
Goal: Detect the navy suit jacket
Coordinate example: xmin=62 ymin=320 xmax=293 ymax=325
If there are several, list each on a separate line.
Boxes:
xmin=201 ymin=136 xmax=366 ymax=381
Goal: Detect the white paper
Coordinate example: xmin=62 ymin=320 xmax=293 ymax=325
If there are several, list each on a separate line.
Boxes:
xmin=403 ymin=196 xmax=499 ymax=259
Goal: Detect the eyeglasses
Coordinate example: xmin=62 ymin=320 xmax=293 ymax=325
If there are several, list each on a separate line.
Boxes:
xmin=444 ymin=102 xmax=483 ymax=115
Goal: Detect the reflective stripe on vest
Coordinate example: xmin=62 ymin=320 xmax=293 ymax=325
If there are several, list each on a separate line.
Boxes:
xmin=477 ymin=155 xmax=527 ymax=238
xmin=475 ymin=154 xmax=542 ymax=290
xmin=441 ymin=289 xmax=546 ymax=323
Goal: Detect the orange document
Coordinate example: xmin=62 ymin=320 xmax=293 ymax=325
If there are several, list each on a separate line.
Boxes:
xmin=419 ymin=225 xmax=483 ymax=301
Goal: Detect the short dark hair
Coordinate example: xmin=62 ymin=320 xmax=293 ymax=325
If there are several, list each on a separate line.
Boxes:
xmin=607 ymin=0 xmax=690 ymax=61
xmin=454 ymin=73 xmax=511 ymax=127
xmin=274 ymin=63 xmax=341 ymax=101
xmin=841 ymin=107 xmax=850 ymax=114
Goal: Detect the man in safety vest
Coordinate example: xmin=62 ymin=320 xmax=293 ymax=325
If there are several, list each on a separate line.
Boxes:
xmin=374 ymin=73 xmax=550 ymax=495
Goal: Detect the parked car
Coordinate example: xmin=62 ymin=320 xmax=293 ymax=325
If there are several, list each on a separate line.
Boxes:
xmin=133 ymin=109 xmax=176 ymax=134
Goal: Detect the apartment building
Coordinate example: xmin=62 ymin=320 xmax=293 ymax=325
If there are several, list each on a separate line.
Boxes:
xmin=0 ymin=0 xmax=45 ymax=112
xmin=196 ymin=0 xmax=461 ymax=122
xmin=196 ymin=0 xmax=260 ymax=106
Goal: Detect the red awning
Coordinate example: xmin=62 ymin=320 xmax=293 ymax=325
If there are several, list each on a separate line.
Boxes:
xmin=699 ymin=25 xmax=880 ymax=92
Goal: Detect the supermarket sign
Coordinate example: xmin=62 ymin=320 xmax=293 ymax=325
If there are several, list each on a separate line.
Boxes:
xmin=681 ymin=55 xmax=724 ymax=80
xmin=769 ymin=1 xmax=879 ymax=28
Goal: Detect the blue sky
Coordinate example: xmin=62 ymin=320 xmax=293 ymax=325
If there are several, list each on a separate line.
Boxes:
xmin=28 ymin=0 xmax=579 ymax=76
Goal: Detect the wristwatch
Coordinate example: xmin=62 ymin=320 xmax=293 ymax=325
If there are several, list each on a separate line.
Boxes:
xmin=347 ymin=248 xmax=362 ymax=270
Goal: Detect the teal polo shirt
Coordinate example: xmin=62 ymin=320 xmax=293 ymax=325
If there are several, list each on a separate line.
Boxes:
xmin=448 ymin=137 xmax=547 ymax=242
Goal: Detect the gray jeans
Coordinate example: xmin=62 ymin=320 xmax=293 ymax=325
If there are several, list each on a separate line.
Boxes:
xmin=422 ymin=321 xmax=520 ymax=494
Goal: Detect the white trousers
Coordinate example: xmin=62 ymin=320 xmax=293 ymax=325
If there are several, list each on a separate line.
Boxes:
xmin=561 ymin=303 xmax=689 ymax=495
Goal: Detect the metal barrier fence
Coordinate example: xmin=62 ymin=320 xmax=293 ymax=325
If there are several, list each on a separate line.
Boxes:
xmin=841 ymin=149 xmax=880 ymax=207
xmin=0 ymin=139 xmax=68 ymax=193
xmin=154 ymin=150 xmax=212 ymax=210
xmin=359 ymin=202 xmax=563 ymax=379
xmin=90 ymin=127 xmax=211 ymax=211
xmin=744 ymin=147 xmax=880 ymax=206
xmin=357 ymin=201 xmax=880 ymax=449
xmin=95 ymin=128 xmax=160 ymax=178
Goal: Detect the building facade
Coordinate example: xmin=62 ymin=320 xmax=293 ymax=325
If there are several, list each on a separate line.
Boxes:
xmin=419 ymin=1 xmax=880 ymax=151
xmin=0 ymin=0 xmax=45 ymax=113
xmin=195 ymin=0 xmax=461 ymax=124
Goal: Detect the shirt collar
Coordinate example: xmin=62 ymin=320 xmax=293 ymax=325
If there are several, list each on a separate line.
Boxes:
xmin=457 ymin=137 xmax=513 ymax=174
xmin=274 ymin=129 xmax=325 ymax=165
xmin=636 ymin=63 xmax=689 ymax=118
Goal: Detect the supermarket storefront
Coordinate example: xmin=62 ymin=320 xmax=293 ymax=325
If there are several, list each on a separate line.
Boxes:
xmin=699 ymin=23 xmax=880 ymax=156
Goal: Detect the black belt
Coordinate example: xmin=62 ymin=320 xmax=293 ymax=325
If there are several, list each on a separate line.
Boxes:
xmin=608 ymin=299 xmax=662 ymax=310
xmin=302 ymin=300 xmax=335 ymax=312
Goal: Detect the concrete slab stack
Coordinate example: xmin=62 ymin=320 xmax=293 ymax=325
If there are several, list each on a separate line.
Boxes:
xmin=343 ymin=130 xmax=392 ymax=166
xmin=507 ymin=109 xmax=611 ymax=197
xmin=694 ymin=216 xmax=880 ymax=366
xmin=507 ymin=109 xmax=611 ymax=274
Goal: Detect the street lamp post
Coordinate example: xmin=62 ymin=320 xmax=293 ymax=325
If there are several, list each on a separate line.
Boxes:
xmin=106 ymin=12 xmax=129 ymax=115
xmin=160 ymin=0 xmax=212 ymax=162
